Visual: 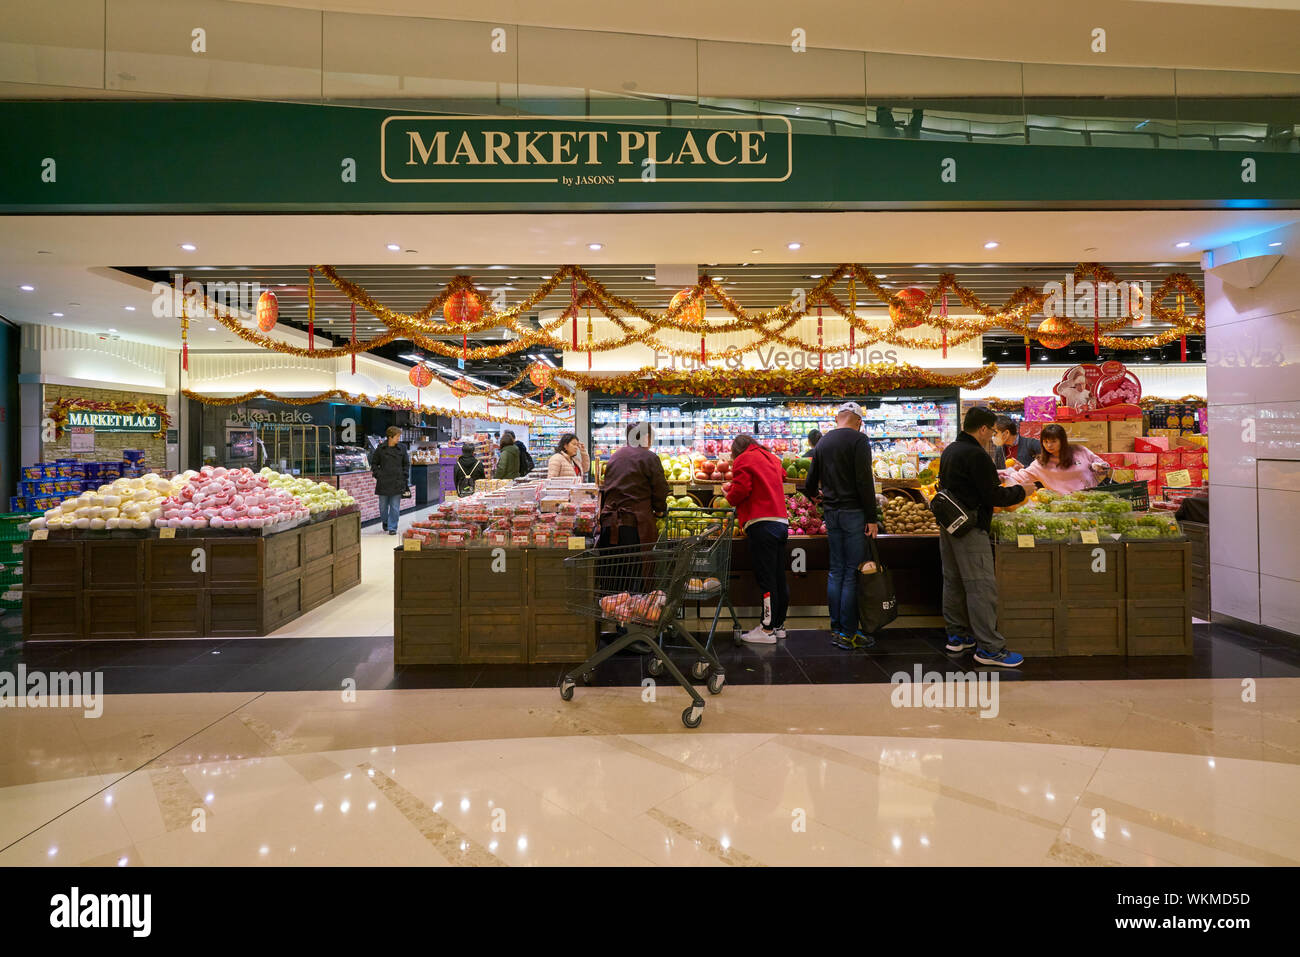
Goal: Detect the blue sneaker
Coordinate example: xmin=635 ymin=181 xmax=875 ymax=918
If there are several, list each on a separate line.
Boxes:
xmin=973 ymin=647 xmax=1024 ymax=668
xmin=851 ymin=630 xmax=877 ymax=650
xmin=830 ymin=631 xmax=850 ymax=648
xmin=945 ymin=635 xmax=976 ymax=652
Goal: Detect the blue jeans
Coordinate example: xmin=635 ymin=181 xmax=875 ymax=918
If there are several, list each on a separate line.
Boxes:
xmin=378 ymin=494 xmax=402 ymax=532
xmin=824 ymin=507 xmax=867 ymax=635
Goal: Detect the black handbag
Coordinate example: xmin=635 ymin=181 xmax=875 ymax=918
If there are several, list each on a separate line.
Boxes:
xmin=856 ymin=538 xmax=898 ymax=636
xmin=929 ymin=486 xmax=974 ymax=537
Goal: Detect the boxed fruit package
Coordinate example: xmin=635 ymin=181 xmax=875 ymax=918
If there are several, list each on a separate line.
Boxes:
xmin=1127 ymin=452 xmax=1158 ymax=468
xmin=1019 ymin=422 xmax=1043 ymax=440
xmin=1023 ymin=396 xmax=1057 ymax=421
xmin=1107 ymin=418 xmax=1145 ymax=453
xmin=1063 ymin=420 xmax=1109 ymax=451
xmin=1134 ymin=436 xmax=1169 ymax=453
xmin=1157 ymin=450 xmax=1183 ymax=469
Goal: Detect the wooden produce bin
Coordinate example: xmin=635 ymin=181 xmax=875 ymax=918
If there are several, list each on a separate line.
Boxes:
xmin=993 ymin=539 xmax=1191 ymax=657
xmin=22 ymin=512 xmax=361 ymax=641
xmin=393 ymin=547 xmax=598 ymax=665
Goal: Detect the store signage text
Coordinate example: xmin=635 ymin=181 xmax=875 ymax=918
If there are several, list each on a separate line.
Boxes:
xmin=383 ymin=115 xmax=793 ymax=185
xmin=654 ymin=346 xmax=901 ymax=371
xmin=66 ymin=410 xmax=161 ymax=432
xmin=227 ymin=409 xmax=314 ymax=424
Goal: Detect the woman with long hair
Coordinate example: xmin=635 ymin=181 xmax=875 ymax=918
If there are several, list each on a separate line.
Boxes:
xmin=547 ymin=432 xmax=590 ymax=480
xmin=1003 ymin=422 xmax=1111 ymax=494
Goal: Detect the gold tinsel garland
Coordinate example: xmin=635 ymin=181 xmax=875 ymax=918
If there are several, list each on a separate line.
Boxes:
xmin=559 ymin=362 xmax=1000 ymax=398
xmin=974 ymin=394 xmax=1206 ymax=414
xmin=202 ymin=263 xmax=1206 ymax=371
xmin=181 ymin=389 xmax=534 ymax=426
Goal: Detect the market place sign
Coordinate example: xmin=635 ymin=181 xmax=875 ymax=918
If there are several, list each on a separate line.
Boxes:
xmin=67 ymin=410 xmax=161 ymax=432
xmin=382 ymin=115 xmax=792 ymax=186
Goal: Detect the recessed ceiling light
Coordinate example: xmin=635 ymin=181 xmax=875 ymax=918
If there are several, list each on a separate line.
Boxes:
xmin=751 ymin=248 xmax=762 ymax=255
xmin=878 ymin=274 xmax=887 ymax=279
xmin=1175 ymin=241 xmax=1191 ymax=248
xmin=179 ymin=243 xmax=197 ymax=252
xmin=1269 ymin=241 xmax=1283 ymax=247
xmin=587 ymin=243 xmax=603 ymax=251
xmin=808 ymin=274 xmax=822 ymax=279
xmin=984 ymin=241 xmax=999 ymax=249
xmin=108 ymin=327 xmax=117 ymax=333
xmin=124 ymin=305 xmax=135 ymax=311
xmin=787 ymin=242 xmax=802 ymax=250
xmin=643 ymin=275 xmax=655 ymax=281
xmin=51 ymin=311 xmax=63 ymax=317
xmin=487 ymin=265 xmax=508 ymax=270
xmin=19 ymin=284 xmax=34 ymax=292
xmin=208 ymin=326 xmax=216 ymax=331
xmin=1143 ymin=354 xmax=1152 ymax=361
xmin=386 ymin=243 xmax=401 ymax=251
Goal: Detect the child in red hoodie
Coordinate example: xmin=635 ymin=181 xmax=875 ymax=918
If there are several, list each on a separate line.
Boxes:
xmin=723 ymin=434 xmax=790 ymax=644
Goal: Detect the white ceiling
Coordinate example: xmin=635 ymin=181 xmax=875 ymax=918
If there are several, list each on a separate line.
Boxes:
xmin=0 ymin=208 xmax=1294 ymax=347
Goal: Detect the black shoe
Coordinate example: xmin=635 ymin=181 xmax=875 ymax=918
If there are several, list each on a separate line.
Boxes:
xmin=388 ymin=529 xmax=397 ymax=536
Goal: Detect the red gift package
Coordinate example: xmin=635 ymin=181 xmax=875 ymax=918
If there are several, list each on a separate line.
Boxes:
xmin=1135 ymin=437 xmax=1169 ymax=453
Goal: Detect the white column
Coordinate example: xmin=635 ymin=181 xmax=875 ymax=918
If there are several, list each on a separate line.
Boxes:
xmin=1204 ymin=221 xmax=1300 ymax=636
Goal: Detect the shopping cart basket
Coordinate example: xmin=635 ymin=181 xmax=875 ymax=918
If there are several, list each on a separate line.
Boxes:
xmin=560 ymin=526 xmax=727 ymax=728
xmin=654 ymin=507 xmax=742 ymax=680
xmin=1097 ymin=478 xmax=1151 ymax=510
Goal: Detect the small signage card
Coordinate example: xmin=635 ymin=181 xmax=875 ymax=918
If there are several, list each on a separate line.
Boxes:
xmin=403 ymin=538 xmax=421 ymax=551
xmin=567 ymin=536 xmax=586 ymax=550
xmin=159 ymin=527 xmax=176 ymax=539
xmin=1165 ymin=468 xmax=1192 ymax=488
xmin=1017 ymin=534 xmax=1035 ymax=548
xmin=1080 ymin=530 xmax=1100 ymax=544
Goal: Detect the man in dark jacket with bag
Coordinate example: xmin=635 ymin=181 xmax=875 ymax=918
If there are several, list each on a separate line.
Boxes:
xmin=370 ymin=426 xmax=411 ymax=536
xmin=936 ymin=407 xmax=1027 ymax=667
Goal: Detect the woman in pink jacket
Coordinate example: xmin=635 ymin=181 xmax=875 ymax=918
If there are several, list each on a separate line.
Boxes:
xmin=1003 ymin=423 xmax=1111 ymax=493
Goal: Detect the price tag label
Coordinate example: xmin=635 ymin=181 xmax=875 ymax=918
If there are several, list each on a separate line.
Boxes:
xmin=783 ymin=482 xmax=797 ymax=494
xmin=31 ymin=529 xmax=48 ymax=541
xmin=672 ymin=484 xmax=687 ymax=496
xmin=402 ymin=538 xmax=422 ymax=551
xmin=1016 ymin=534 xmax=1035 ymax=548
xmin=1165 ymin=468 xmax=1192 ymax=488
xmin=567 ymin=536 xmax=586 ymax=550
xmin=1080 ymin=530 xmax=1100 ymax=544
xmin=159 ymin=527 xmax=176 ymax=539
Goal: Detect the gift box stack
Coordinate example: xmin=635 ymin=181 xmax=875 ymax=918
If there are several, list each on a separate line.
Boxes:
xmin=439 ymin=445 xmax=462 ymax=497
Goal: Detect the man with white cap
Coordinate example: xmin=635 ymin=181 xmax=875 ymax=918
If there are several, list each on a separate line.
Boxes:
xmin=802 ymin=401 xmax=879 ymax=650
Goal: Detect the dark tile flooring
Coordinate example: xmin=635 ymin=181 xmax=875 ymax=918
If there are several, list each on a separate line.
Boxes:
xmin=1 ymin=611 xmax=1298 ymax=693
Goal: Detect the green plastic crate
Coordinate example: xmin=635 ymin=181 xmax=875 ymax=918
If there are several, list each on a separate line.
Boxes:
xmin=0 ymin=512 xmax=39 ymax=543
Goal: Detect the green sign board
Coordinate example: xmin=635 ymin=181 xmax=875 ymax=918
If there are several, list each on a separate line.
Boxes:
xmin=0 ymin=100 xmax=1297 ymax=211
xmin=67 ymin=410 xmax=161 ymax=432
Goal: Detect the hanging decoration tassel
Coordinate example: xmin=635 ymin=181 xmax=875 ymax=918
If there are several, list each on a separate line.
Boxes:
xmin=179 ymin=278 xmax=189 ymax=372
xmin=307 ymin=267 xmax=316 ymax=352
xmin=818 ymin=305 xmax=824 ymax=372
xmin=570 ymin=279 xmax=579 ymax=353
xmin=350 ymin=301 xmax=357 ymax=374
xmin=1092 ymin=280 xmax=1100 ymax=357
xmin=586 ymin=305 xmax=593 ymax=370
xmin=1177 ymin=292 xmax=1188 ymax=361
xmin=1024 ymin=318 xmax=1031 ymax=371
xmin=941 ymin=292 xmax=949 ymax=359
xmin=847 ymin=274 xmax=856 ymax=353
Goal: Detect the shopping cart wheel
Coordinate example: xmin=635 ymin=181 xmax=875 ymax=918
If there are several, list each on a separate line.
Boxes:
xmin=681 ymin=704 xmax=704 ymax=729
xmin=559 ymin=678 xmax=576 ymax=701
xmin=690 ymin=659 xmax=710 ymax=680
xmin=580 ymin=670 xmax=594 ymax=685
xmin=647 ymin=656 xmax=664 ymax=677
xmin=707 ymin=672 xmax=726 ymax=695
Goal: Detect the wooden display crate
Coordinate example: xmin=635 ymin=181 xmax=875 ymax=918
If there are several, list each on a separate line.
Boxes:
xmin=1061 ymin=599 xmax=1126 ymax=655
xmin=1127 ymin=599 xmax=1194 ymax=656
xmin=994 ymin=542 xmax=1062 ymax=597
xmin=1125 ymin=541 xmax=1191 ymax=598
xmin=394 ymin=549 xmax=464 ymax=664
xmin=1060 ymin=541 xmax=1125 ymax=600
xmin=22 ymin=512 xmax=360 ymax=641
xmin=996 ymin=601 xmax=1062 ymax=657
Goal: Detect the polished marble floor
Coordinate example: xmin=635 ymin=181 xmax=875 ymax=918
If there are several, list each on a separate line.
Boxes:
xmin=2 ymin=678 xmax=1299 ymax=866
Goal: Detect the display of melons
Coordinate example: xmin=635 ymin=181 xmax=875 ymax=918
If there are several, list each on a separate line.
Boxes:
xmin=879 ymin=496 xmax=939 ymax=535
xmin=30 ymin=472 xmax=180 ymax=531
xmin=257 ymin=467 xmax=356 ymax=514
xmin=154 ymin=467 xmax=307 ymax=529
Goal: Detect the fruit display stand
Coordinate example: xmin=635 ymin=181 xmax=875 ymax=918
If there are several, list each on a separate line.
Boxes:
xmin=993 ymin=540 xmax=1192 ymax=656
xmin=394 ymin=545 xmax=596 ymax=665
xmin=21 ymin=510 xmax=361 ymax=640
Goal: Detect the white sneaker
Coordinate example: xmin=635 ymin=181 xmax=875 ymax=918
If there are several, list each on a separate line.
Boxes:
xmin=774 ymin=628 xmax=787 ymax=639
xmin=740 ymin=625 xmax=777 ymax=645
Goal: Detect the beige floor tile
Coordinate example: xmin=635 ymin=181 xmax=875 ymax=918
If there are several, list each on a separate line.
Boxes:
xmin=0 ymin=712 xmax=101 ymax=786
xmin=0 ymin=772 xmax=118 ymax=849
xmin=1059 ymin=804 xmax=1261 ymax=867
xmin=0 ymin=789 xmax=137 ymax=866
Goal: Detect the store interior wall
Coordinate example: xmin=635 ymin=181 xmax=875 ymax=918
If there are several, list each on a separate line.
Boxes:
xmin=0 ymin=320 xmax=17 ymax=503
xmin=1205 ymin=219 xmax=1300 ymax=637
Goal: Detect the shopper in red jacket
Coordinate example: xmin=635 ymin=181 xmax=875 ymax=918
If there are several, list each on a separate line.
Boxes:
xmin=723 ymin=434 xmax=790 ymax=645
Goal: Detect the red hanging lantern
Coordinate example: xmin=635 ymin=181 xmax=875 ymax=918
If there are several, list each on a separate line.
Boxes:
xmin=890 ymin=286 xmax=928 ymax=329
xmin=450 ymin=377 xmax=473 ymax=398
xmin=527 ymin=361 xmax=553 ymax=390
xmin=1035 ymin=316 xmax=1074 ymax=350
xmin=669 ymin=288 xmax=705 ymax=328
xmin=256 ymin=290 xmax=278 ymax=332
xmin=349 ymin=301 xmax=357 ymax=374
xmin=444 ymin=287 xmax=484 ymax=357
xmin=307 ymin=268 xmax=316 ymax=352
xmin=408 ymin=364 xmax=434 ymax=389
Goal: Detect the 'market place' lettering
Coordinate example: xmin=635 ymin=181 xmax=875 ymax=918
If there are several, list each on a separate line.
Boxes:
xmin=406 ymin=128 xmax=767 ymax=167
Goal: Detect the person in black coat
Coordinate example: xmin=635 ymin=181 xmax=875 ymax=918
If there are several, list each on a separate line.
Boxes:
xmin=370 ymin=426 xmax=411 ymax=535
xmin=454 ymin=442 xmax=485 ymax=496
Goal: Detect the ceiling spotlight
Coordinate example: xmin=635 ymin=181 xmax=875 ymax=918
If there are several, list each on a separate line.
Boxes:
xmin=124 ymin=305 xmax=135 ymax=311
xmin=808 ymin=274 xmax=823 ymax=279
xmin=386 ymin=243 xmax=401 ymax=251
xmin=108 ymin=327 xmax=117 ymax=333
xmin=587 ymin=243 xmax=603 ymax=251
xmin=19 ymin=284 xmax=34 ymax=292
xmin=1142 ymin=354 xmax=1153 ymax=361
xmin=643 ymin=275 xmax=655 ymax=281
xmin=208 ymin=326 xmax=216 ymax=332
xmin=1175 ymin=241 xmax=1191 ymax=248
xmin=751 ymin=248 xmax=762 ymax=255
xmin=984 ymin=241 xmax=999 ymax=249
xmin=51 ymin=311 xmax=63 ymax=317
xmin=179 ymin=243 xmax=197 ymax=252
xmin=1269 ymin=241 xmax=1283 ymax=247
xmin=787 ymin=242 xmax=802 ymax=251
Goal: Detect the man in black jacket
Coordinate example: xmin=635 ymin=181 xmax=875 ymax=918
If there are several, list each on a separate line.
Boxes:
xmin=802 ymin=402 xmax=879 ymax=650
xmin=937 ymin=407 xmax=1027 ymax=667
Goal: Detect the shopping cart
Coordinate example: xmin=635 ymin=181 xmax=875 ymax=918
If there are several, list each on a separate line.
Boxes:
xmin=560 ymin=526 xmax=727 ymax=728
xmin=1097 ymin=478 xmax=1152 ymax=510
xmin=654 ymin=507 xmax=742 ymax=680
